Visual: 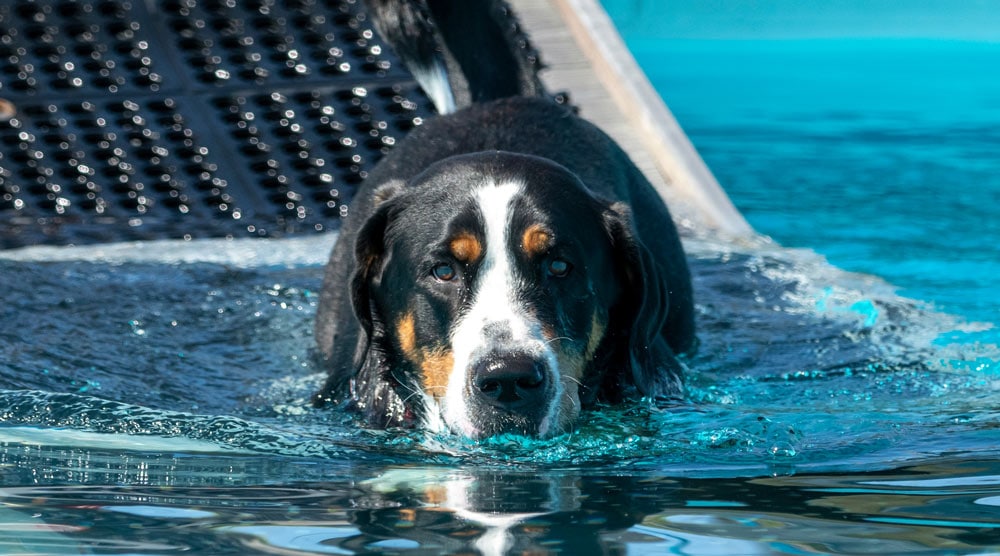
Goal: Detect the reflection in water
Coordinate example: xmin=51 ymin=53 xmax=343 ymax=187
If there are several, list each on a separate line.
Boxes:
xmin=1 ymin=442 xmax=999 ymax=554
xmin=360 ymin=469 xmax=595 ymax=556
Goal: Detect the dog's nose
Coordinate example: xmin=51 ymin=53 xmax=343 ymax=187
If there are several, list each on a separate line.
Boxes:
xmin=473 ymin=355 xmax=547 ymax=411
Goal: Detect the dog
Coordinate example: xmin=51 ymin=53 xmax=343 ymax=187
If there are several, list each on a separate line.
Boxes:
xmin=312 ymin=0 xmax=694 ymax=439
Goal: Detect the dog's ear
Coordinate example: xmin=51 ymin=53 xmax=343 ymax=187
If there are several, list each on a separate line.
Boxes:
xmin=601 ymin=203 xmax=685 ymax=401
xmin=312 ymin=187 xmax=404 ymax=413
xmin=350 ymin=190 xmax=404 ymax=335
xmin=342 ymin=186 xmax=415 ymax=426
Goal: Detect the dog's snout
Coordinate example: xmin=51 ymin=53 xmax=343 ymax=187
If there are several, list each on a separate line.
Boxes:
xmin=473 ymin=355 xmax=546 ymax=410
xmin=481 ymin=321 xmax=513 ymax=342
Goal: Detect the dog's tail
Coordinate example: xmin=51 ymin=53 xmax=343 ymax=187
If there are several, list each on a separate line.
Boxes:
xmin=364 ymin=0 xmax=547 ymax=114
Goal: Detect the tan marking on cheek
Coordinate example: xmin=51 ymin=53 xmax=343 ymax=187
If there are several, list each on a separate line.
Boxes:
xmin=585 ymin=312 xmax=607 ymax=361
xmin=548 ymin=311 xmax=606 ymax=435
xmin=449 ymin=232 xmax=482 ymax=263
xmin=396 ymin=312 xmax=418 ymax=363
xmin=552 ymin=311 xmax=606 ymax=383
xmin=554 ymin=348 xmax=586 ymax=383
xmin=556 ymin=380 xmax=582 ymax=434
xmin=397 ymin=312 xmax=454 ymax=399
xmin=521 ymin=224 xmax=552 ymax=257
xmin=549 ymin=326 xmax=587 ymax=402
xmin=547 ymin=340 xmax=584 ymax=437
xmin=420 ymin=348 xmax=454 ymax=400
xmin=551 ymin=347 xmax=584 ymax=436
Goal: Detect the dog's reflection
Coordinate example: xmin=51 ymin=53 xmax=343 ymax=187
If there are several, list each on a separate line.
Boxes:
xmin=353 ymin=468 xmax=659 ymax=555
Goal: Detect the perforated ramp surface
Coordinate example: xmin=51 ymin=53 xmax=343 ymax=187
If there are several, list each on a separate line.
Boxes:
xmin=0 ymin=0 xmax=437 ymax=248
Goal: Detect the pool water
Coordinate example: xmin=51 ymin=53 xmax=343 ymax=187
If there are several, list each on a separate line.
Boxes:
xmin=2 ymin=9 xmax=1000 ymax=556
xmin=1 ymin=228 xmax=998 ymax=553
xmin=606 ymin=8 xmax=1000 ymax=327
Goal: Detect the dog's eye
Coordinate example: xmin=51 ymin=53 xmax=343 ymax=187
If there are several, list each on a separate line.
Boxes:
xmin=546 ymin=258 xmax=572 ymax=278
xmin=431 ymin=263 xmax=457 ymax=282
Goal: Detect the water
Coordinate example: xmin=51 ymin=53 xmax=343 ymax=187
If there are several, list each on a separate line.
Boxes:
xmin=1 ymin=229 xmax=998 ymax=553
xmin=2 ymin=9 xmax=1000 ymax=556
xmin=609 ymin=35 xmax=1000 ymax=326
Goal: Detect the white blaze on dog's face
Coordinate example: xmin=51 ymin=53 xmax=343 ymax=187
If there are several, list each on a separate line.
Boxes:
xmin=441 ymin=181 xmax=567 ymax=437
xmin=366 ymin=156 xmax=626 ymax=439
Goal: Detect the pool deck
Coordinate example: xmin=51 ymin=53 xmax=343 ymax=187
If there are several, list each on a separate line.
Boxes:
xmin=509 ymin=0 xmax=753 ymax=238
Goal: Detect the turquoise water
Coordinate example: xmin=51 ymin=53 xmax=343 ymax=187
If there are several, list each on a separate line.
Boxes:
xmin=2 ymin=5 xmax=1000 ymax=554
xmin=1 ymin=227 xmax=998 ymax=552
xmin=613 ymin=34 xmax=1000 ymax=326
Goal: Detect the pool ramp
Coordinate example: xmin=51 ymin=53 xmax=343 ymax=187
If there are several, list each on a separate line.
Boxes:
xmin=510 ymin=0 xmax=752 ymax=238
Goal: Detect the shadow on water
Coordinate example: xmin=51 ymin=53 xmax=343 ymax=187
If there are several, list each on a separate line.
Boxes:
xmin=0 ymin=234 xmax=998 ymax=553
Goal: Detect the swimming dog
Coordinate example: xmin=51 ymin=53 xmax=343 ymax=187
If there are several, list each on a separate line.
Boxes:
xmin=312 ymin=0 xmax=694 ymax=438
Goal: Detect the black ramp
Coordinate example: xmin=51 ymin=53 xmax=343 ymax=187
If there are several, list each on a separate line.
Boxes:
xmin=0 ymin=0 xmax=438 ymax=248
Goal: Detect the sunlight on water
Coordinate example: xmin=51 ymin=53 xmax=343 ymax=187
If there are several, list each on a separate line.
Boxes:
xmin=0 ymin=425 xmax=251 ymax=454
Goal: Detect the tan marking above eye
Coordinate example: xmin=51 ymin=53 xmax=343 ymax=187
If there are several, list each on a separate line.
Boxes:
xmin=449 ymin=232 xmax=482 ymax=263
xmin=522 ymin=223 xmax=553 ymax=257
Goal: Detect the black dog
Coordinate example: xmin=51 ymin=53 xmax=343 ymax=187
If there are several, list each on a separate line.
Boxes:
xmin=313 ymin=0 xmax=694 ymax=438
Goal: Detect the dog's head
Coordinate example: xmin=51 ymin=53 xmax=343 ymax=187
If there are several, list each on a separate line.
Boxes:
xmin=350 ymin=152 xmax=682 ymax=438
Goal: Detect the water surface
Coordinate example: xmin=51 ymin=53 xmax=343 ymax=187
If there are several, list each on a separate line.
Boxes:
xmin=1 ymin=232 xmax=998 ymax=553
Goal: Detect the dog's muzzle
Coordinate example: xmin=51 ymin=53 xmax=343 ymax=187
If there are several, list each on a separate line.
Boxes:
xmin=460 ymin=348 xmax=554 ymax=436
xmin=472 ymin=353 xmax=548 ymax=413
